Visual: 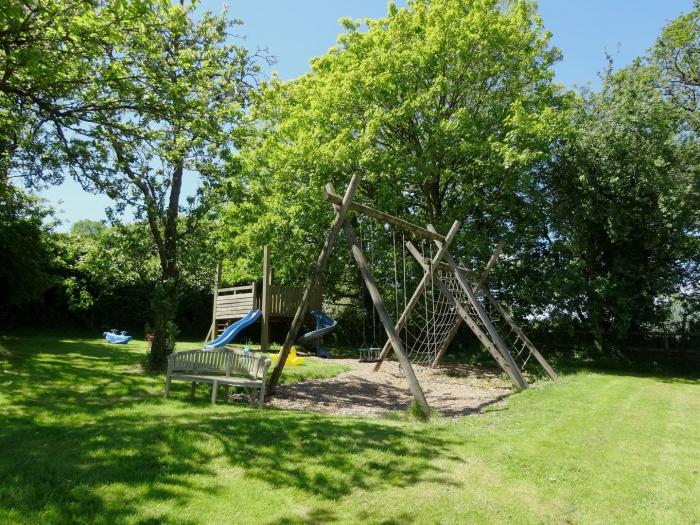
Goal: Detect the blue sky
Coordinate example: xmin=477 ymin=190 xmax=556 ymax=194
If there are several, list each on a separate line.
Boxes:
xmin=40 ymin=0 xmax=694 ymax=230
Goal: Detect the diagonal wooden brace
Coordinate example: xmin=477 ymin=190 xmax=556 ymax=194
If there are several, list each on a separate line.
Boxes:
xmin=405 ymin=241 xmax=525 ymax=387
xmin=326 ymin=184 xmax=431 ymax=414
xmin=426 ymin=227 xmax=528 ymax=389
xmin=268 ymin=174 xmax=362 ymax=392
xmin=372 ymin=220 xmax=462 ymax=371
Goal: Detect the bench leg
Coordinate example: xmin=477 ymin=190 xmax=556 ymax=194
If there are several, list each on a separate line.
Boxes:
xmin=190 ymin=381 xmax=197 ymax=398
xmin=211 ymin=380 xmax=218 ymax=404
xmin=258 ymin=381 xmax=266 ymax=409
xmin=163 ymin=376 xmax=171 ymax=399
xmin=223 ymin=385 xmax=230 ymax=403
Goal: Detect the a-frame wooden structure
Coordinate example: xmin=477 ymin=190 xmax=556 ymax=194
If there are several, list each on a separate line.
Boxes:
xmin=267 ymin=175 xmax=556 ymax=414
xmin=395 ymin=241 xmax=558 ymax=382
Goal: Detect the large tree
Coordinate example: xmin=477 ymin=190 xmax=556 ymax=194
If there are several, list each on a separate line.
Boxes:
xmin=546 ymin=3 xmax=700 ymax=347
xmin=53 ymin=1 xmax=263 ymax=366
xmin=222 ymin=0 xmax=564 ymax=296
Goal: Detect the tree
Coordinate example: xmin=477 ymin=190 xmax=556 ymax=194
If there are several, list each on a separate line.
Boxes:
xmin=0 ymin=185 xmax=58 ymax=319
xmin=70 ymin=219 xmax=106 ymax=237
xmin=547 ymin=60 xmax=699 ymax=347
xmin=651 ymin=0 xmax=699 ymax=131
xmin=56 ymin=2 xmax=263 ymax=367
xmin=57 ymin=218 xmax=216 ymax=334
xmin=223 ymin=0 xmax=564 ymax=301
xmin=0 ymin=0 xmax=149 ymax=185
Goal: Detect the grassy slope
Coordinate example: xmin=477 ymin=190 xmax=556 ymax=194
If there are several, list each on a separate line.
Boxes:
xmin=0 ymin=334 xmax=698 ymax=525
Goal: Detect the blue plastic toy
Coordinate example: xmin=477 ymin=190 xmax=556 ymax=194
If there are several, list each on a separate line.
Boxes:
xmin=103 ymin=329 xmax=132 ymax=344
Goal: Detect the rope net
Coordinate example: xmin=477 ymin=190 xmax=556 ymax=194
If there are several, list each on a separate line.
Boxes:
xmin=400 ymin=265 xmax=541 ymax=374
xmin=400 ymin=268 xmax=467 ymax=366
xmin=353 ymin=218 xmax=542 ymax=375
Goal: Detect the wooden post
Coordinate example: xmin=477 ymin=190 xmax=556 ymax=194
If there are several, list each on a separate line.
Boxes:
xmin=405 ymin=241 xmax=522 ymax=385
xmin=323 ymin=189 xmax=446 ymax=242
xmin=268 ymin=174 xmax=362 ymax=392
xmin=206 ymin=260 xmax=223 ymax=342
xmin=475 ymin=240 xmax=505 ymax=291
xmin=427 ymin=242 xmax=502 ymax=368
xmin=339 ymin=207 xmax=431 ymax=414
xmin=261 ymin=245 xmax=271 ymax=352
xmin=373 ymin=221 xmax=462 ymax=371
xmin=483 ymin=289 xmax=558 ymax=380
xmin=440 ymin=250 xmax=528 ymax=389
xmin=431 ymin=317 xmax=462 ymax=367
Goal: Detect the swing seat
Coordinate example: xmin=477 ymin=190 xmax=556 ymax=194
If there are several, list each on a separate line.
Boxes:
xmin=358 ymin=347 xmax=382 ymax=363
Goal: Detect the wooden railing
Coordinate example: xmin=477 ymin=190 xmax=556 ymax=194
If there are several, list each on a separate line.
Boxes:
xmin=214 ymin=283 xmax=321 ymax=324
xmin=262 ymin=285 xmax=321 ymax=318
xmin=215 ymin=284 xmax=256 ymax=320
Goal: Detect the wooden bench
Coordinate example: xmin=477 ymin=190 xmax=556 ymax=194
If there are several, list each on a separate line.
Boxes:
xmin=163 ymin=348 xmax=271 ymax=408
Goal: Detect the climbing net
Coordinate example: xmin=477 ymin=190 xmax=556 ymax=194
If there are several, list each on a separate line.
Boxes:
xmin=400 ymin=267 xmax=467 ymax=366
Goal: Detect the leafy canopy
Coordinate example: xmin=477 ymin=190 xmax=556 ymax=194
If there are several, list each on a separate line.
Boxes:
xmin=222 ymin=0 xmax=564 ymax=289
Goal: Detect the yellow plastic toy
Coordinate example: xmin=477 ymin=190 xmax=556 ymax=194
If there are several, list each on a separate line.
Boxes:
xmin=270 ymin=345 xmax=305 ymax=366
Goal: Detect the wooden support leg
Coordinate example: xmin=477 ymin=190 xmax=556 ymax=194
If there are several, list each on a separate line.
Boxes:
xmin=223 ymin=385 xmax=230 ymax=403
xmin=405 ymin=241 xmax=521 ymax=384
xmin=268 ymin=174 xmax=362 ymax=392
xmin=342 ymin=220 xmax=431 ymax=415
xmin=483 ymin=289 xmax=559 ymax=380
xmin=190 ymin=381 xmax=197 ymax=398
xmin=211 ymin=381 xmax=218 ymax=404
xmin=163 ymin=376 xmax=171 ymax=399
xmin=258 ymin=380 xmax=266 ymax=409
xmin=373 ymin=220 xmax=462 ymax=371
xmin=438 ymin=249 xmax=528 ymax=389
xmin=431 ymin=317 xmax=463 ymax=368
xmin=261 ymin=245 xmax=271 ymax=353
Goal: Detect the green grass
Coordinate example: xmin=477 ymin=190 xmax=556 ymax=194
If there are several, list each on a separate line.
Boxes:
xmin=1 ymin=333 xmax=698 ymax=524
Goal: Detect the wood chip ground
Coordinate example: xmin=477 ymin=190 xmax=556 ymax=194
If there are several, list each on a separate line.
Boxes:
xmin=262 ymin=358 xmax=515 ymax=418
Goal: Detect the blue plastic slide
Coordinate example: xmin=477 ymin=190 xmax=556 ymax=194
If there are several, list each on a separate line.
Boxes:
xmin=204 ymin=309 xmax=262 ymax=350
xmin=103 ymin=330 xmax=132 ymax=344
xmin=297 ymin=310 xmax=337 ymax=348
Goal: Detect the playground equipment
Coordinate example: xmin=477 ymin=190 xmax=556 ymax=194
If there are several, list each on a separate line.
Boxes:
xmin=204 ymin=309 xmax=262 ymax=350
xmin=267 ymin=174 xmax=557 ymax=415
xmin=103 ymin=330 xmax=132 ymax=344
xmin=297 ymin=309 xmax=337 ymax=357
xmin=205 ymin=246 xmax=321 ymax=351
xmin=270 ymin=345 xmax=305 ymax=366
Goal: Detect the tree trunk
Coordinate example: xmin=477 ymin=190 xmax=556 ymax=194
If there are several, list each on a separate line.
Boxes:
xmin=147 ymin=276 xmax=179 ymax=369
xmin=145 ymin=161 xmax=183 ymax=369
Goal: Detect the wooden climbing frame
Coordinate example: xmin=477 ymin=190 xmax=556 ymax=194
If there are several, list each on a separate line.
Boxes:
xmin=267 ymin=176 xmax=557 ymax=415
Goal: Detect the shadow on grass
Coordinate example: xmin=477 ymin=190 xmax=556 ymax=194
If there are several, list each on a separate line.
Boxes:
xmin=0 ymin=334 xmax=461 ymax=524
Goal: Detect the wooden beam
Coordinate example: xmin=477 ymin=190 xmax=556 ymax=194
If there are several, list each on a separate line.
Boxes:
xmin=439 ymin=251 xmax=528 ymax=389
xmin=483 ymin=290 xmax=559 ymax=380
xmin=405 ymin=241 xmax=521 ymax=383
xmin=268 ymin=174 xmax=362 ymax=392
xmin=475 ymin=240 xmax=505 ymax=290
xmin=342 ymin=218 xmax=431 ymax=415
xmin=206 ymin=260 xmax=223 ymax=342
xmin=431 ymin=317 xmax=462 ymax=367
xmin=372 ymin=220 xmax=462 ymax=371
xmin=261 ymin=245 xmax=271 ymax=352
xmin=322 ymin=188 xmax=446 ymax=242
xmin=417 ymin=240 xmax=504 ymax=291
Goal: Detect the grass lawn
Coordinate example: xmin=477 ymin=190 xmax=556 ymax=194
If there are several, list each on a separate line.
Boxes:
xmin=0 ymin=333 xmax=698 ymax=525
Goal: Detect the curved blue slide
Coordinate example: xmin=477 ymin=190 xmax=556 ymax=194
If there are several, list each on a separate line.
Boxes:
xmin=205 ymin=309 xmax=262 ymax=350
xmin=297 ymin=310 xmax=337 ymax=347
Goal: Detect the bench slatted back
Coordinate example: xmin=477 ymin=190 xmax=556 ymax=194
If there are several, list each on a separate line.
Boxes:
xmin=168 ymin=349 xmax=269 ymax=380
